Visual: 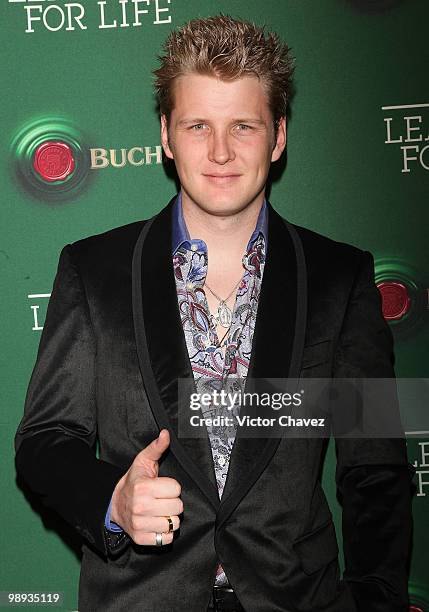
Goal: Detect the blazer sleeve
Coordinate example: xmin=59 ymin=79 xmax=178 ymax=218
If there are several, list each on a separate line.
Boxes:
xmin=333 ymin=250 xmax=415 ymax=612
xmin=15 ymin=244 xmax=129 ymax=557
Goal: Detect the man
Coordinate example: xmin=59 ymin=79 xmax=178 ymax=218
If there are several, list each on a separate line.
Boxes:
xmin=15 ymin=15 xmax=414 ymax=612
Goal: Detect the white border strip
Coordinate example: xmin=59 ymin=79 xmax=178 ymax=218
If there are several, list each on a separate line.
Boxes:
xmin=405 ymin=430 xmax=429 ymax=436
xmin=381 ymin=103 xmax=429 ymax=110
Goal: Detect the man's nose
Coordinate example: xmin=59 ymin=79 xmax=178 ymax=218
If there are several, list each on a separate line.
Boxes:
xmin=208 ymin=130 xmax=235 ymax=164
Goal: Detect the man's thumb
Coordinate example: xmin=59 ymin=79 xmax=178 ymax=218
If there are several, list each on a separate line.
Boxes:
xmin=136 ymin=429 xmax=170 ymax=465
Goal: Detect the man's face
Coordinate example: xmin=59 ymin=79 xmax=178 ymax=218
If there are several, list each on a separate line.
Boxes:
xmin=160 ymin=73 xmax=286 ymax=217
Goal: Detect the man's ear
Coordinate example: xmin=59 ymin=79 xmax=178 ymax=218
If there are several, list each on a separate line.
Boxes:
xmin=161 ymin=114 xmax=174 ymax=160
xmin=271 ymin=116 xmax=287 ymax=162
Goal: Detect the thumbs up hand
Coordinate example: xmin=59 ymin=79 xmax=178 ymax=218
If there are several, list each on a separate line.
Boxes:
xmin=110 ymin=429 xmax=182 ymax=545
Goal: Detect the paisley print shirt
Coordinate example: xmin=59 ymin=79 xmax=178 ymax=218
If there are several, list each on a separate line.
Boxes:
xmin=172 ymin=193 xmax=267 ymax=586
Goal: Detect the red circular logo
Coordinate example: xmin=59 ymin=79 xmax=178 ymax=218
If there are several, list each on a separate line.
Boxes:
xmin=377 ymin=281 xmax=411 ymax=320
xmin=409 ymin=606 xmax=424 ymax=612
xmin=33 ymin=141 xmax=75 ymax=182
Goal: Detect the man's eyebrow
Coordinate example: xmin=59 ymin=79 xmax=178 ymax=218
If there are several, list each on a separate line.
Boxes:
xmin=176 ymin=118 xmax=267 ymax=126
xmin=232 ymin=118 xmax=267 ymax=126
xmin=176 ymin=118 xmax=206 ymax=126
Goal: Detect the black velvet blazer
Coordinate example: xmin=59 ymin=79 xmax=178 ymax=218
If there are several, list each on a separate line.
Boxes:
xmin=15 ymin=198 xmax=414 ymax=612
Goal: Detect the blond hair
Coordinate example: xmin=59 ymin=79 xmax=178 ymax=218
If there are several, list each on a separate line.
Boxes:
xmin=154 ymin=14 xmax=295 ymax=130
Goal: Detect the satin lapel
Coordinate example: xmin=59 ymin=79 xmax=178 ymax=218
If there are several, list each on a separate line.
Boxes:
xmin=217 ymin=204 xmax=308 ymax=528
xmin=132 ymin=199 xmax=220 ymax=511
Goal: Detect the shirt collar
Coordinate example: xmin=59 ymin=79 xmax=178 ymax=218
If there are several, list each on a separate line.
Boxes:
xmin=171 ymin=191 xmax=268 ymax=255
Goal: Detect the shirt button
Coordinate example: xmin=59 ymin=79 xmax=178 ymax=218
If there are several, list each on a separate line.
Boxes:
xmin=191 ymin=243 xmax=198 ymax=251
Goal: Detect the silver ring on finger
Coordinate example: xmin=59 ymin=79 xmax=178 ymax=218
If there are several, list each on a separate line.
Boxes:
xmin=155 ymin=532 xmax=163 ymax=546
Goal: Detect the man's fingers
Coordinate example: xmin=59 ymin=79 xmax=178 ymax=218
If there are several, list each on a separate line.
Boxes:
xmin=132 ymin=531 xmax=174 ymax=546
xmin=147 ymin=476 xmax=181 ymax=498
xmin=133 ymin=429 xmax=170 ymax=469
xmin=130 ymin=477 xmax=181 ymax=502
xmin=129 ymin=515 xmax=180 ymax=534
xmin=144 ymin=497 xmax=184 ymax=517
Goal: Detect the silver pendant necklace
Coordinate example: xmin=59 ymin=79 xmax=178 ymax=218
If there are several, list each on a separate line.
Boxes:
xmin=204 ymin=276 xmax=242 ymax=329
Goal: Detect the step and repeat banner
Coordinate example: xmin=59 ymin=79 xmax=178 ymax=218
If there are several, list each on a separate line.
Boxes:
xmin=1 ymin=0 xmax=428 ymax=610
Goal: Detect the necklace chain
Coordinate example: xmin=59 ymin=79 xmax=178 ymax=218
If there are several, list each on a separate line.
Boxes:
xmin=204 ymin=276 xmax=242 ymax=304
xmin=204 ymin=275 xmax=243 ymax=341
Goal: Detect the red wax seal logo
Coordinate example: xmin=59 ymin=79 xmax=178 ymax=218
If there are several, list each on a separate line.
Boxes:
xmin=377 ymin=281 xmax=411 ymax=320
xmin=33 ymin=141 xmax=75 ymax=182
xmin=409 ymin=607 xmax=424 ymax=612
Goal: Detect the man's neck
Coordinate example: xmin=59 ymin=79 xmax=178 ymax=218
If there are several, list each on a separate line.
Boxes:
xmin=181 ymin=191 xmax=265 ymax=261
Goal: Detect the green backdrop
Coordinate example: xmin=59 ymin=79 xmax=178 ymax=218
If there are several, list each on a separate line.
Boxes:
xmin=1 ymin=0 xmax=428 ymax=610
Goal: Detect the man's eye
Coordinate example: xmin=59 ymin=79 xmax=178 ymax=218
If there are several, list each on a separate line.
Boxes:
xmin=191 ymin=124 xmax=206 ymax=131
xmin=236 ymin=124 xmax=252 ymax=132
